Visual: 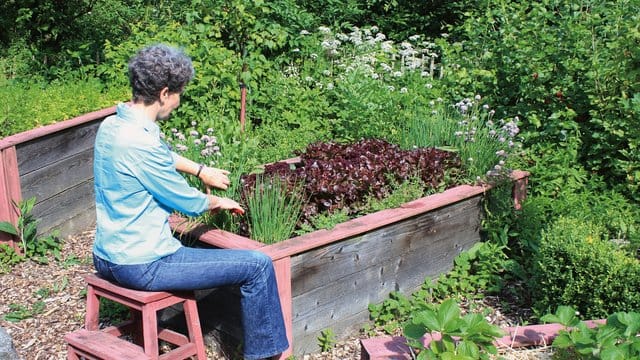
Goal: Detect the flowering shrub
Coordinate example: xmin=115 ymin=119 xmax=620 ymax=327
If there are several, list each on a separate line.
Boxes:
xmin=253 ymin=25 xmax=446 ymax=145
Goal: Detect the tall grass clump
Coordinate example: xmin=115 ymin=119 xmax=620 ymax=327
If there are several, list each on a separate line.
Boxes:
xmin=244 ymin=176 xmax=306 ymax=244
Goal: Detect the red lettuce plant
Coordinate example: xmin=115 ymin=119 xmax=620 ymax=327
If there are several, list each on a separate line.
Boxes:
xmin=240 ymin=139 xmax=460 ymax=231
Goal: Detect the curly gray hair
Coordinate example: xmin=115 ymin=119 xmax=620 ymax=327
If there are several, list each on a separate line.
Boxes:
xmin=128 ymin=44 xmax=194 ymax=105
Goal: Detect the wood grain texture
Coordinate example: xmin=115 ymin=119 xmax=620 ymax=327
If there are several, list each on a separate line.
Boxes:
xmin=12 ymin=117 xmax=103 ymax=238
xmin=288 ymin=196 xmax=482 ymax=354
xmin=16 ymin=120 xmax=100 ymax=175
xmin=31 ymin=179 xmax=95 ymax=237
xmin=20 ymin=147 xmax=93 ymax=202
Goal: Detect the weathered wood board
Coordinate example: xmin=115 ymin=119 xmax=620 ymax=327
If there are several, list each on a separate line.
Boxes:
xmin=289 ymin=196 xmax=482 ymax=354
xmin=15 ymin=120 xmax=102 ymax=237
xmin=187 ymin=195 xmax=484 ymax=356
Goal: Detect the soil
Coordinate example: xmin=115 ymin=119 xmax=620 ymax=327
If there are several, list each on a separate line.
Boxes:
xmin=0 ymin=229 xmax=553 ymax=359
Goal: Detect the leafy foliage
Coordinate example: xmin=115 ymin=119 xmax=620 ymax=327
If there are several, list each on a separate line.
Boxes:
xmin=239 ymin=139 xmax=461 ymax=233
xmin=369 ymin=241 xmax=513 ymax=335
xmin=443 ymin=0 xmax=640 ymax=200
xmin=542 ymin=306 xmax=640 ymax=360
xmin=317 ymin=328 xmax=337 ymax=352
xmin=530 ymin=217 xmax=640 ymax=319
xmin=403 ymin=298 xmax=503 ymax=360
xmin=0 ymin=0 xmax=147 ymax=79
xmin=0 ymin=198 xmax=63 ymax=269
xmin=0 ymin=76 xmax=127 ymax=138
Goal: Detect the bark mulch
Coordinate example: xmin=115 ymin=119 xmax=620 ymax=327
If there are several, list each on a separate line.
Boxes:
xmin=0 ymin=229 xmax=552 ymax=359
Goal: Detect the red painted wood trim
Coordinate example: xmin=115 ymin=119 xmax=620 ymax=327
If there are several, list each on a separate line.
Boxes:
xmin=170 ymin=170 xmax=531 ymax=262
xmin=0 ymin=105 xmax=116 ymax=150
xmin=0 ymin=146 xmax=21 ymax=248
xmin=273 ymin=257 xmax=293 ymax=359
xmin=169 ymin=214 xmax=264 ymax=250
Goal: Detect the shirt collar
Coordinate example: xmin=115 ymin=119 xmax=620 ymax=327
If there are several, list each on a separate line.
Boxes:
xmin=116 ymin=102 xmax=160 ymax=137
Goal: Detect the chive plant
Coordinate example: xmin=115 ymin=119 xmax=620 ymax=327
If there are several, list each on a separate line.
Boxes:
xmin=245 ymin=176 xmax=306 ymax=244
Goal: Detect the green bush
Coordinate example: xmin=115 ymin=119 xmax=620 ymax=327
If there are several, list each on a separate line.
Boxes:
xmin=531 ymin=217 xmax=640 ymax=319
xmin=441 ymin=0 xmax=640 ymax=200
xmin=0 ymin=0 xmax=148 ymax=79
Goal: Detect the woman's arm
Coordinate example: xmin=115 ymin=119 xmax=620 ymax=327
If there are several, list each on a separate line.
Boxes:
xmin=173 ymin=153 xmax=231 ymax=190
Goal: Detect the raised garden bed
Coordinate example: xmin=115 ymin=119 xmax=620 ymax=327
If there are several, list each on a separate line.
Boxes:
xmin=0 ymin=106 xmax=116 ymax=248
xmin=0 ymin=107 xmax=529 ymax=358
xmin=170 ymin=169 xmax=529 ymax=357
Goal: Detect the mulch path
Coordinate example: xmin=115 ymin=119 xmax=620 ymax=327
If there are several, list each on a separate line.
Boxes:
xmin=0 ymin=229 xmax=552 ymax=359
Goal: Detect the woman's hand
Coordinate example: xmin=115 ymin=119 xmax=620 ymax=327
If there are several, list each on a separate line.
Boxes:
xmin=198 ymin=166 xmax=231 ymax=190
xmin=207 ymin=195 xmax=245 ymax=215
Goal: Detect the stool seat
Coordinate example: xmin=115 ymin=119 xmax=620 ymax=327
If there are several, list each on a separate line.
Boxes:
xmin=66 ymin=273 xmax=206 ymax=360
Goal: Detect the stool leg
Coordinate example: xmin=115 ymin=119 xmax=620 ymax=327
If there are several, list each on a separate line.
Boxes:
xmin=130 ymin=309 xmax=144 ymax=346
xmin=67 ymin=344 xmax=80 ymax=360
xmin=183 ymin=298 xmax=206 ymax=360
xmin=142 ymin=305 xmax=160 ymax=358
xmin=85 ymin=284 xmax=100 ymax=331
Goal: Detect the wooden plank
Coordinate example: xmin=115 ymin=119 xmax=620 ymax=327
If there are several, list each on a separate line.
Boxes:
xmin=290 ymin=222 xmax=479 ymax=328
xmin=31 ymin=179 xmax=95 ymax=236
xmin=0 ymin=146 xmax=21 ymax=247
xmin=16 ymin=120 xmax=100 ymax=175
xmin=289 ymin=197 xmax=482 ymax=295
xmin=286 ymin=198 xmax=482 ymax=353
xmin=64 ymin=329 xmax=150 ymax=359
xmin=293 ymin=308 xmax=369 ymax=355
xmin=0 ymin=106 xmax=115 ymax=151
xmin=273 ymin=257 xmax=294 ymax=360
xmin=20 ymin=147 xmax=93 ymax=202
xmin=291 ymin=225 xmax=479 ymax=327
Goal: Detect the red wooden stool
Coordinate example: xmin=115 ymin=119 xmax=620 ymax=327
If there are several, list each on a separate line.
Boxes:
xmin=67 ymin=273 xmax=206 ymax=359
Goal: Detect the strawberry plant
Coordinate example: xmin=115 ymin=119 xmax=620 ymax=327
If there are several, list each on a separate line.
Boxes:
xmin=542 ymin=305 xmax=640 ymax=360
xmin=403 ymin=298 xmax=504 ymax=360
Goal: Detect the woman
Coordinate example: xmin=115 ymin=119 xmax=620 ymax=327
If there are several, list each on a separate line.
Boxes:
xmin=92 ymin=44 xmax=288 ymax=359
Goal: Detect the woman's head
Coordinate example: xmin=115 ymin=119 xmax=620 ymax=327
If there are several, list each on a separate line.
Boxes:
xmin=128 ymin=44 xmax=194 ymax=105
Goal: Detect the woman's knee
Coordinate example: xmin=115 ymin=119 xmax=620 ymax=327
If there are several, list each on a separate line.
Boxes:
xmin=250 ymin=250 xmax=273 ymax=270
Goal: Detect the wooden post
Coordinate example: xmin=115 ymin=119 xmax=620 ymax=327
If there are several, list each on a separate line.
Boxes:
xmin=240 ymin=83 xmax=247 ymax=133
xmin=512 ymin=173 xmax=529 ymax=210
xmin=0 ymin=146 xmax=22 ymax=250
xmin=272 ymin=256 xmax=293 ymax=359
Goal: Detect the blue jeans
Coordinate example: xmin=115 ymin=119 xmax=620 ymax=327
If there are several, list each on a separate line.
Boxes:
xmin=93 ymin=247 xmax=289 ymax=359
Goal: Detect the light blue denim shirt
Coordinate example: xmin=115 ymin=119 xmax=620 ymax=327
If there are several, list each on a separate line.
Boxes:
xmin=93 ymin=103 xmax=209 ymax=264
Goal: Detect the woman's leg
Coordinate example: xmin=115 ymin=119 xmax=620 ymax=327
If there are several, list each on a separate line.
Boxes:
xmin=93 ymin=248 xmax=289 ymax=359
